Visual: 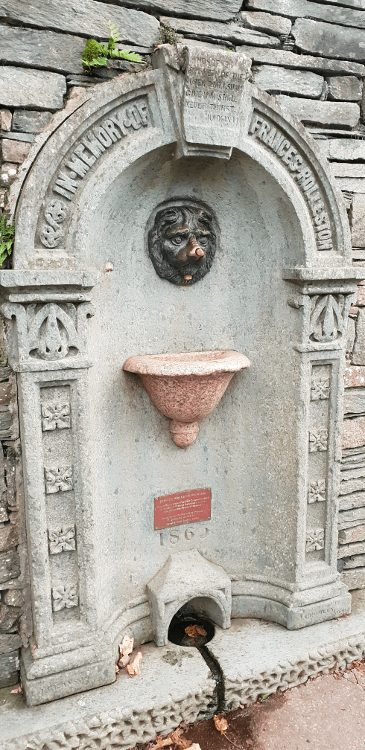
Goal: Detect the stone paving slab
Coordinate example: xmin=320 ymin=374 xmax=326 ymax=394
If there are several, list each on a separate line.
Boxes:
xmin=209 ymin=589 xmax=365 ymax=710
xmin=0 ymin=643 xmax=215 ymax=749
xmin=3 ymin=592 xmax=365 ymax=748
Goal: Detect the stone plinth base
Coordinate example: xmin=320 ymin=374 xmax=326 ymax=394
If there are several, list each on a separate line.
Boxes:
xmin=3 ymin=591 xmax=365 ymax=749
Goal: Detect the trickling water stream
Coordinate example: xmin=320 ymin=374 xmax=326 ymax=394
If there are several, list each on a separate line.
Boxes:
xmin=168 ymin=604 xmax=225 ymax=714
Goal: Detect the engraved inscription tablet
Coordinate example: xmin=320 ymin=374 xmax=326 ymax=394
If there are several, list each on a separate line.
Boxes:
xmin=154 ymin=488 xmax=211 ymax=530
xmin=182 ymin=46 xmax=251 ymax=149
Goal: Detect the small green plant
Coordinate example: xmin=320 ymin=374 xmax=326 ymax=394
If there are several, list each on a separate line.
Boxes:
xmin=158 ymin=22 xmax=178 ymax=45
xmin=0 ymin=215 xmax=14 ymax=267
xmin=82 ymin=22 xmax=145 ymax=69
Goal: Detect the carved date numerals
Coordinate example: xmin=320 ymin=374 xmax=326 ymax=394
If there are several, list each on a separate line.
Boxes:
xmin=159 ymin=526 xmax=209 ymax=547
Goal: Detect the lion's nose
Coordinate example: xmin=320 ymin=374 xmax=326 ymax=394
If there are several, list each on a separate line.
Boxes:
xmin=187 ymin=237 xmax=205 ymax=258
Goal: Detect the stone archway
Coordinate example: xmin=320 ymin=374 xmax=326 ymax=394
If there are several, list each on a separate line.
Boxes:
xmin=1 ymin=44 xmax=364 ymax=706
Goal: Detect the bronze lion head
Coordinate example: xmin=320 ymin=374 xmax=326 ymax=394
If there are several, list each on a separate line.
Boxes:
xmin=147 ymin=199 xmax=219 ymax=286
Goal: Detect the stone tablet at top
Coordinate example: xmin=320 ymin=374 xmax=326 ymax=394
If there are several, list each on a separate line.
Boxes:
xmin=183 ymin=47 xmax=251 ymax=147
xmin=182 ymin=46 xmax=251 ymax=150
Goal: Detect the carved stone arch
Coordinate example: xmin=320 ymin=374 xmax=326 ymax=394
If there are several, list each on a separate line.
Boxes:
xmin=2 ymin=43 xmax=365 ymax=707
xmin=11 ymin=47 xmax=350 ymax=271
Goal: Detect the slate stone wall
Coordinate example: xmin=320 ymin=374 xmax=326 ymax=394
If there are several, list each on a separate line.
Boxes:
xmin=2 ymin=0 xmax=365 ymax=687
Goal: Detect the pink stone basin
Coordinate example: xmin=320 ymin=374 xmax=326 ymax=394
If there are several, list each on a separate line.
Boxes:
xmin=123 ymin=350 xmax=250 ymax=448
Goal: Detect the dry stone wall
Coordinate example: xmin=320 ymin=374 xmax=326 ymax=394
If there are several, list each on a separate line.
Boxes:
xmin=2 ymin=0 xmax=365 ymax=687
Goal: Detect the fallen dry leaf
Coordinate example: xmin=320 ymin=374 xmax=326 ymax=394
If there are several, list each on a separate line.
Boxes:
xmin=126 ymin=650 xmax=142 ymax=677
xmin=10 ymin=685 xmax=22 ymax=694
xmin=119 ymin=635 xmax=134 ymax=658
xmin=213 ymin=714 xmax=241 ymax=749
xmin=149 ymin=735 xmax=174 ymax=750
xmin=169 ymin=728 xmax=191 ymax=749
xmin=31 ymin=644 xmax=37 ymax=657
xmin=184 ymin=624 xmax=207 ymax=639
xmin=148 ymin=727 xmax=195 ymax=750
xmin=118 ymin=653 xmax=131 ymax=669
xmin=214 ymin=715 xmax=228 ymax=734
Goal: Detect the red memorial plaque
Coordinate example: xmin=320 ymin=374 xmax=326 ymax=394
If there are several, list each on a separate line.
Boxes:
xmin=154 ymin=488 xmax=211 ymax=530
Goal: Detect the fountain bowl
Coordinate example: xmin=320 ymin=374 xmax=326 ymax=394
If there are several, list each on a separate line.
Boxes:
xmin=123 ymin=350 xmax=250 ymax=448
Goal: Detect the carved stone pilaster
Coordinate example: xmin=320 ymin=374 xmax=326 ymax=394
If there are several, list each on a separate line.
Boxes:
xmin=0 ymin=270 xmax=114 ymax=706
xmin=281 ymin=266 xmax=364 ymax=615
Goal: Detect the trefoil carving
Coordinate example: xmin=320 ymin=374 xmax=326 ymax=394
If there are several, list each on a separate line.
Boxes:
xmin=308 ymin=480 xmax=326 ymax=504
xmin=306 ymin=528 xmax=325 ymax=552
xmin=310 ymin=375 xmax=330 ymax=401
xmin=309 ymin=430 xmax=328 ymax=452
xmin=45 ymin=466 xmax=73 ymax=494
xmin=28 ymin=303 xmax=80 ymax=361
xmin=42 ymin=402 xmax=71 ymax=431
xmin=52 ymin=584 xmax=78 ymax=611
xmin=48 ymin=525 xmax=76 ymax=554
xmin=309 ymin=294 xmax=345 ymax=343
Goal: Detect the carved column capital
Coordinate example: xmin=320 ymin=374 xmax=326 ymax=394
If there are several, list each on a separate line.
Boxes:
xmin=0 ymin=270 xmax=98 ymax=371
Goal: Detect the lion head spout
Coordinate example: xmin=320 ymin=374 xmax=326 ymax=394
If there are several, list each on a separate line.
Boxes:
xmin=148 ymin=199 xmax=219 ymax=285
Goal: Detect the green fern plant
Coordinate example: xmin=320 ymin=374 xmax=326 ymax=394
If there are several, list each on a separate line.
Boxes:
xmin=82 ymin=22 xmax=145 ymax=69
xmin=0 ymin=216 xmax=14 ymax=267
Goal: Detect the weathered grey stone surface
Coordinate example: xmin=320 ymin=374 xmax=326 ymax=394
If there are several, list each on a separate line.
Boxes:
xmin=340 ymin=491 xmax=365 ymax=510
xmin=12 ymin=111 xmax=52 ymax=134
xmin=0 ymin=550 xmax=20 ymax=584
xmin=247 ymin=0 xmax=365 ymax=29
xmin=0 ymin=110 xmax=11 ymax=131
xmin=293 ymin=19 xmax=365 ymax=62
xmin=277 ymin=95 xmax=360 ymax=127
xmin=160 ymin=17 xmax=280 ymax=45
xmin=331 ymin=163 xmax=365 ymax=177
xmin=351 ymin=194 xmax=365 ymax=247
xmin=253 ymin=64 xmax=323 ymax=97
xmin=0 ymin=67 xmax=66 ymax=110
xmin=0 ymin=164 xmax=17 ymax=188
xmin=318 ymin=0 xmax=365 ymax=7
xmin=237 ymin=44 xmax=365 ymax=75
xmin=338 ymin=541 xmax=365 ymax=558
xmin=344 ymin=554 xmax=365 ymax=567
xmin=340 ymin=526 xmax=365 ymax=544
xmin=328 ymin=75 xmax=363 ymax=101
xmin=1 ymin=140 xmax=31 ymax=165
xmin=339 ymin=507 xmax=365 ymax=525
xmin=335 ymin=177 xmax=365 ymax=192
xmin=5 ymin=593 xmax=365 ymax=747
xmin=0 ymin=132 xmax=35 ymax=144
xmin=211 ymin=591 xmax=365 ymax=709
xmin=238 ymin=11 xmax=291 ymax=36
xmin=99 ymin=0 xmax=242 ymax=21
xmin=342 ymin=568 xmax=365 ymax=588
xmin=0 ymin=634 xmax=21 ymax=653
xmin=1 ymin=642 xmax=214 ymax=748
xmin=353 ymin=309 xmax=365 ymax=365
xmin=0 ymin=25 xmax=85 ymax=75
xmin=319 ymin=138 xmax=365 ymax=161
xmin=0 ymin=651 xmax=19 ymax=688
xmin=344 ymin=390 xmax=365 ymax=414
xmin=0 ymin=0 xmax=159 ymax=46
xmin=0 ymin=523 xmax=18 ymax=552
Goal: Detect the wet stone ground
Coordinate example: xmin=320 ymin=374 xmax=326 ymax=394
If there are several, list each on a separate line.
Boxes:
xmin=134 ymin=660 xmax=365 ymax=750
